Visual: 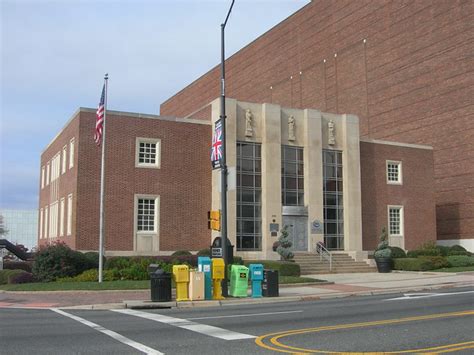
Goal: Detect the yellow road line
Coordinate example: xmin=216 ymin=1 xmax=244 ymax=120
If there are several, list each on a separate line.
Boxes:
xmin=255 ymin=310 xmax=474 ymax=354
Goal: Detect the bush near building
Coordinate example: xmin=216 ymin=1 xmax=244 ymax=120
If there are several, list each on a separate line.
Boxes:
xmin=244 ymin=260 xmax=300 ymax=276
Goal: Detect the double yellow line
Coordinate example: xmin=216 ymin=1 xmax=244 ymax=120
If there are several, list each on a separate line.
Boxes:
xmin=255 ymin=310 xmax=474 ymax=354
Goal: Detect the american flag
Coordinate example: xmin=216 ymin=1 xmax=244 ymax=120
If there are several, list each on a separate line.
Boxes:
xmin=211 ymin=120 xmax=222 ymax=168
xmin=94 ymin=84 xmax=105 ymax=145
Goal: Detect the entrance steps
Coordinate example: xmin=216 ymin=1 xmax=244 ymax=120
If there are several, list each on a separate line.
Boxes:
xmin=293 ymin=252 xmax=376 ymax=274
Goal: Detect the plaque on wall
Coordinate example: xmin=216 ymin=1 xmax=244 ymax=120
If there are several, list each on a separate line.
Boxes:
xmin=311 ymin=220 xmax=323 ymax=234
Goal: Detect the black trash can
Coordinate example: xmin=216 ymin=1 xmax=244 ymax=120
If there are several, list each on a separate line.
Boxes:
xmin=262 ymin=269 xmax=279 ymax=297
xmin=150 ymin=269 xmax=172 ymax=302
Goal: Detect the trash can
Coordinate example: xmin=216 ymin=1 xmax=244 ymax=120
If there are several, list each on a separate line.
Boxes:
xmin=150 ymin=269 xmax=172 ymax=302
xmin=262 ymin=269 xmax=279 ymax=297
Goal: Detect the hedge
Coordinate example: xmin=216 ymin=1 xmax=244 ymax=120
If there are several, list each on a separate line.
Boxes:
xmin=446 ymin=256 xmax=474 ymax=268
xmin=243 ymin=260 xmax=300 ymax=276
xmin=389 ymin=247 xmax=406 ymax=258
xmin=3 ymin=261 xmax=33 ymax=272
xmin=393 ymin=258 xmax=435 ymax=271
xmin=0 ymin=269 xmax=27 ymax=285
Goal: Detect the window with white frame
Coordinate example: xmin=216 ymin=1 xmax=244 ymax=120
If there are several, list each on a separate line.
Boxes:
xmin=39 ymin=208 xmax=44 ymax=239
xmin=41 ymin=166 xmax=45 ymax=189
xmin=136 ymin=138 xmax=161 ymax=168
xmin=386 ymin=160 xmax=402 ymax=184
xmin=136 ymin=196 xmax=159 ymax=232
xmin=62 ymin=146 xmax=67 ymax=174
xmin=59 ymin=198 xmax=65 ymax=237
xmin=44 ymin=206 xmax=49 ymax=239
xmin=49 ymin=201 xmax=58 ymax=238
xmin=46 ymin=162 xmax=50 ymax=186
xmin=67 ymin=194 xmax=73 ymax=236
xmin=69 ymin=138 xmax=75 ymax=169
xmin=388 ymin=206 xmax=403 ymax=236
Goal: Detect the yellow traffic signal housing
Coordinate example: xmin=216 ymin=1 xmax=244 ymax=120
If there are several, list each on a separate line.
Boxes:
xmin=207 ymin=210 xmax=221 ymax=231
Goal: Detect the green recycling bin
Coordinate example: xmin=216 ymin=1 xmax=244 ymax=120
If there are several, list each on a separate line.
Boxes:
xmin=229 ymin=264 xmax=249 ymax=297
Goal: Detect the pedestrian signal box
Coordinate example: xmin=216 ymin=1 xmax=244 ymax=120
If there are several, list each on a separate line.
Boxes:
xmin=207 ymin=210 xmax=221 ymax=231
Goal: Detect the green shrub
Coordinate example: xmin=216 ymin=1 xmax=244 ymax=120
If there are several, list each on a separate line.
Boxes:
xmin=119 ymin=264 xmax=149 ymax=280
xmin=197 ymin=248 xmax=211 ymax=256
xmin=244 ymin=260 xmax=300 ymax=276
xmin=450 ymin=245 xmax=467 ymax=252
xmin=420 ymin=256 xmax=449 ymax=269
xmin=277 ymin=226 xmax=294 ymax=261
xmin=32 ymin=242 xmax=90 ymax=282
xmin=393 ymin=258 xmax=435 ymax=271
xmin=389 ymin=247 xmax=406 ymax=258
xmin=374 ymin=248 xmax=392 ymax=259
xmin=9 ymin=271 xmax=36 ymax=284
xmin=83 ymin=252 xmax=104 ymax=269
xmin=0 ymin=269 xmax=26 ymax=284
xmin=233 ymin=256 xmax=243 ymax=265
xmin=57 ymin=269 xmax=118 ymax=282
xmin=447 ymin=250 xmax=472 ymax=256
xmin=435 ymin=245 xmax=451 ymax=257
xmin=171 ymin=250 xmax=192 ymax=256
xmin=104 ymin=256 xmax=132 ymax=270
xmin=446 ymin=256 xmax=474 ymax=268
xmin=3 ymin=261 xmax=33 ymax=272
xmin=407 ymin=249 xmax=441 ymax=257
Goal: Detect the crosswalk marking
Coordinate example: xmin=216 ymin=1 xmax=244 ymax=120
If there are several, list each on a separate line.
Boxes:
xmin=52 ymin=308 xmax=164 ymax=355
xmin=385 ymin=290 xmax=474 ymax=301
xmin=113 ymin=309 xmax=256 ymax=340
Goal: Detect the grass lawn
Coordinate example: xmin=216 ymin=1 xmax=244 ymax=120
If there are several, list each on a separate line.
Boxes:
xmin=0 ymin=275 xmax=324 ymax=292
xmin=432 ymin=266 xmax=474 ymax=273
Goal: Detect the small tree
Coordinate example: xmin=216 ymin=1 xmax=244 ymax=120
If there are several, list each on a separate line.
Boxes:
xmin=374 ymin=227 xmax=392 ymax=260
xmin=0 ymin=214 xmax=8 ymax=237
xmin=277 ymin=225 xmax=294 ymax=261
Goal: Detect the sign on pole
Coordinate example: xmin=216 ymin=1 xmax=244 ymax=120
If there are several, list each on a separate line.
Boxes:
xmin=211 ymin=119 xmax=223 ymax=169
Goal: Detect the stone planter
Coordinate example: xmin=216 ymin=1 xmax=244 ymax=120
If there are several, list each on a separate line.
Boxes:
xmin=375 ymin=257 xmax=392 ymax=273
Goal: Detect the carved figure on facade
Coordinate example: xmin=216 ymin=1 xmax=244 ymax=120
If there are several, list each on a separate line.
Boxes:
xmin=288 ymin=115 xmax=296 ymax=141
xmin=328 ymin=120 xmax=336 ymax=145
xmin=245 ymin=109 xmax=253 ymax=137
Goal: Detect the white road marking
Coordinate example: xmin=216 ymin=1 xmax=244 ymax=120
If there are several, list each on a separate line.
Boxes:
xmin=187 ymin=310 xmax=303 ymax=320
xmin=385 ymin=290 xmax=474 ymax=301
xmin=51 ymin=308 xmax=163 ymax=355
xmin=113 ymin=309 xmax=256 ymax=340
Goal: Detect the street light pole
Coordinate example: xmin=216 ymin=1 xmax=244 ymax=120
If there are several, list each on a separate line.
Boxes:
xmin=220 ymin=0 xmax=235 ymax=297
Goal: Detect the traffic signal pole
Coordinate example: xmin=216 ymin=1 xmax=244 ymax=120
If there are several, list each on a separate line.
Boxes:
xmin=220 ymin=0 xmax=235 ymax=297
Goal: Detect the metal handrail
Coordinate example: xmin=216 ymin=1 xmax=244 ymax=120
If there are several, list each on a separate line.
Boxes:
xmin=315 ymin=242 xmax=332 ymax=271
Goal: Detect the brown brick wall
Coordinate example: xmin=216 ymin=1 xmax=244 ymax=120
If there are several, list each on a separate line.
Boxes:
xmin=360 ymin=141 xmax=437 ymax=251
xmin=161 ymin=0 xmax=473 ymax=241
xmin=75 ymin=111 xmax=212 ymax=252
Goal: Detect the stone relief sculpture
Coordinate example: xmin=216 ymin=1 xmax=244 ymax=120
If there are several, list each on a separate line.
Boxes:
xmin=328 ymin=120 xmax=336 ymax=145
xmin=245 ymin=109 xmax=253 ymax=137
xmin=288 ymin=115 xmax=296 ymax=141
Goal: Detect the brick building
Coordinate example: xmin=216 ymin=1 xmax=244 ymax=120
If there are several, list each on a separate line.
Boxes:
xmin=161 ymin=0 xmax=473 ymax=251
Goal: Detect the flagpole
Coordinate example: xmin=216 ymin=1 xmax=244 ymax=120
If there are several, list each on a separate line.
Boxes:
xmin=98 ymin=73 xmax=108 ymax=283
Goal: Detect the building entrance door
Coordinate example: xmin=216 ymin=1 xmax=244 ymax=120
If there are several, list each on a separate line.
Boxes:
xmin=282 ymin=216 xmax=308 ymax=252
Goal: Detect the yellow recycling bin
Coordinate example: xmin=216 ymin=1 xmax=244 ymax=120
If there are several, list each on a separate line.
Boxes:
xmin=211 ymin=258 xmax=225 ymax=300
xmin=189 ymin=270 xmax=205 ymax=301
xmin=172 ymin=265 xmax=190 ymax=301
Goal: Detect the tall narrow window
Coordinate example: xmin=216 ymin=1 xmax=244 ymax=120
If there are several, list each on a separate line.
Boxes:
xmin=67 ymin=194 xmax=73 ymax=236
xmin=62 ymin=146 xmax=67 ymax=174
xmin=59 ymin=198 xmax=65 ymax=237
xmin=323 ymin=150 xmax=344 ymax=250
xmin=137 ymin=197 xmax=157 ymax=232
xmin=44 ymin=206 xmax=49 ymax=239
xmin=386 ymin=160 xmax=402 ymax=184
xmin=41 ymin=166 xmax=45 ymax=189
xmin=281 ymin=145 xmax=304 ymax=206
xmin=388 ymin=206 xmax=403 ymax=236
xmin=69 ymin=138 xmax=75 ymax=169
xmin=39 ymin=208 xmax=44 ymax=239
xmin=236 ymin=142 xmax=262 ymax=251
xmin=46 ymin=162 xmax=50 ymax=186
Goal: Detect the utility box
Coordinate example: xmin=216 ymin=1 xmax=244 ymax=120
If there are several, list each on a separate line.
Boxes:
xmin=189 ymin=270 xmax=205 ymax=301
xmin=198 ymin=256 xmax=212 ymax=300
xmin=229 ymin=265 xmax=249 ymax=298
xmin=211 ymin=258 xmax=225 ymax=300
xmin=249 ymin=264 xmax=264 ymax=298
xmin=263 ymin=269 xmax=279 ymax=297
xmin=172 ymin=265 xmax=190 ymax=301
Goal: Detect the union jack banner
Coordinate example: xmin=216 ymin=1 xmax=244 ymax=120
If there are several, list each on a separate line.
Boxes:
xmin=211 ymin=119 xmax=223 ymax=169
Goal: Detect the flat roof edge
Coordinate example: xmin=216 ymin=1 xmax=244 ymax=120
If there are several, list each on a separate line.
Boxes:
xmin=360 ymin=138 xmax=433 ymax=150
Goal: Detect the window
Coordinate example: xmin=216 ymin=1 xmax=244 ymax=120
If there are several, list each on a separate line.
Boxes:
xmin=136 ymin=138 xmax=161 ymax=168
xmin=386 ymin=160 xmax=402 ymax=184
xmin=137 ymin=197 xmax=159 ymax=232
xmin=323 ymin=150 xmax=344 ymax=250
xmin=59 ymin=198 xmax=65 ymax=237
xmin=39 ymin=208 xmax=44 ymax=239
xmin=49 ymin=201 xmax=58 ymax=238
xmin=50 ymin=153 xmax=60 ymax=182
xmin=44 ymin=206 xmax=48 ymax=239
xmin=388 ymin=206 xmax=403 ymax=236
xmin=236 ymin=142 xmax=262 ymax=251
xmin=46 ymin=162 xmax=50 ymax=186
xmin=62 ymin=146 xmax=67 ymax=174
xmin=69 ymin=138 xmax=75 ymax=169
xmin=67 ymin=194 xmax=73 ymax=236
xmin=41 ymin=166 xmax=45 ymax=189
xmin=281 ymin=145 xmax=304 ymax=206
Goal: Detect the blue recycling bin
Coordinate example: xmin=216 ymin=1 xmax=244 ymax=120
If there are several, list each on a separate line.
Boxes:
xmin=198 ymin=256 xmax=212 ymax=300
xmin=249 ymin=263 xmax=264 ymax=298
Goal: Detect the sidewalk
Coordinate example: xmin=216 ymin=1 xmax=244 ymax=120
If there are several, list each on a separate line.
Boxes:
xmin=1 ymin=271 xmax=473 ymax=310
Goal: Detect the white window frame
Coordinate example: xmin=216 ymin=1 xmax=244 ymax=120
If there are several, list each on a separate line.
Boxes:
xmin=41 ymin=166 xmax=45 ymax=189
xmin=44 ymin=206 xmax=49 ymax=239
xmin=135 ymin=138 xmax=161 ymax=169
xmin=134 ymin=194 xmax=160 ymax=234
xmin=387 ymin=205 xmax=404 ymax=237
xmin=386 ymin=160 xmax=402 ymax=185
xmin=39 ymin=208 xmax=44 ymax=239
xmin=46 ymin=162 xmax=50 ymax=186
xmin=59 ymin=198 xmax=65 ymax=237
xmin=67 ymin=194 xmax=73 ymax=236
xmin=62 ymin=145 xmax=67 ymax=174
xmin=69 ymin=138 xmax=75 ymax=169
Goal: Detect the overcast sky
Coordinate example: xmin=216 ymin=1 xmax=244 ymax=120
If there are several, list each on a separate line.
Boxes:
xmin=0 ymin=0 xmax=309 ymax=210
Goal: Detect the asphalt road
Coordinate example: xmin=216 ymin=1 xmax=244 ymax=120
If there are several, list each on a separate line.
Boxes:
xmin=1 ymin=286 xmax=473 ymax=354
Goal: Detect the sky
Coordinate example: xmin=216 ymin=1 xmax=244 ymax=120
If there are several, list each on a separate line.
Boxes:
xmin=0 ymin=0 xmax=309 ymax=210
